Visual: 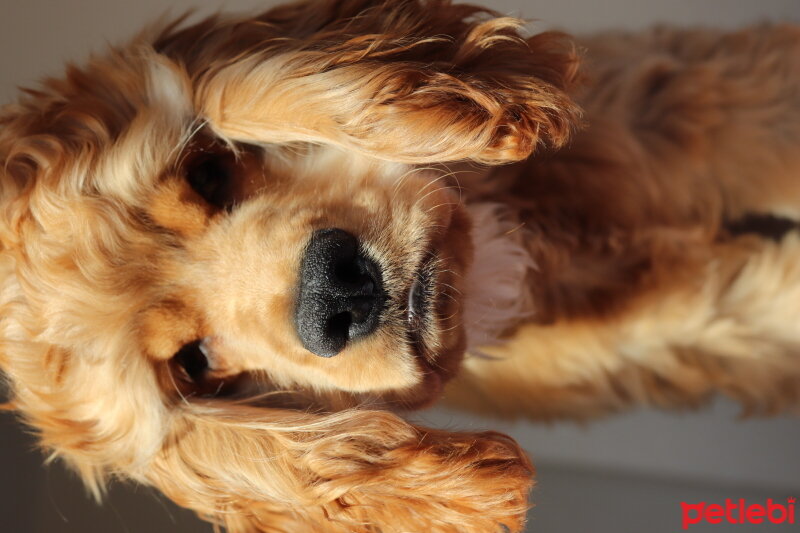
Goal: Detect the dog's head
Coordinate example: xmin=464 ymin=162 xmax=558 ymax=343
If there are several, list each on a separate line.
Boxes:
xmin=0 ymin=1 xmax=579 ymax=531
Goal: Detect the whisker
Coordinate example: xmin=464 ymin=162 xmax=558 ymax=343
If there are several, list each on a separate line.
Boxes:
xmin=439 ymin=282 xmax=462 ymax=295
xmin=414 ymin=184 xmax=450 ymax=206
xmin=424 ymin=201 xmax=459 ymax=214
xmin=166 ymin=367 xmax=191 ymax=407
xmin=169 ymin=118 xmax=207 ymax=163
xmin=391 ymin=166 xmax=436 ymax=201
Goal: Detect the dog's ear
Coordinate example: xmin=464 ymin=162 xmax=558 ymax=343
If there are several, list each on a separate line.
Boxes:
xmin=0 ymin=119 xmax=34 ymax=251
xmin=149 ymin=406 xmax=533 ymax=532
xmin=155 ymin=0 xmax=581 ymax=164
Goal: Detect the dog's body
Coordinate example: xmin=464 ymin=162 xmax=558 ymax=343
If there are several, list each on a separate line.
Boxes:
xmin=449 ymin=24 xmax=800 ymax=420
xmin=0 ymin=1 xmax=798 ymax=531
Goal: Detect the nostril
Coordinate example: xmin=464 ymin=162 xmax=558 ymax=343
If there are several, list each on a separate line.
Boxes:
xmin=348 ymin=297 xmax=374 ymax=324
xmin=333 ymin=256 xmax=378 ymax=296
xmin=334 ymin=258 xmax=362 ymax=285
xmin=295 ymin=228 xmax=387 ymax=358
xmin=326 ymin=312 xmax=352 ymax=347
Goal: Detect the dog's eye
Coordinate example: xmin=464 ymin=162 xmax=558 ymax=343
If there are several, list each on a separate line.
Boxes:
xmin=185 ymin=154 xmax=234 ymax=210
xmin=167 ymin=339 xmax=240 ymax=399
xmin=173 ymin=339 xmax=211 ymax=384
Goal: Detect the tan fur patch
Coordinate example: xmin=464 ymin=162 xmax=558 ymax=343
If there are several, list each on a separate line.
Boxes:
xmin=147 ymin=177 xmax=210 ymax=236
xmin=139 ymin=299 xmax=205 ymax=361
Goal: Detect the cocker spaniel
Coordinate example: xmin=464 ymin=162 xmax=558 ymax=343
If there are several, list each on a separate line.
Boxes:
xmin=1 ymin=0 xmax=799 ymax=531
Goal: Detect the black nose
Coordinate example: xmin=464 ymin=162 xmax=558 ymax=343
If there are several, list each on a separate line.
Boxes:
xmin=294 ymin=228 xmax=386 ymax=357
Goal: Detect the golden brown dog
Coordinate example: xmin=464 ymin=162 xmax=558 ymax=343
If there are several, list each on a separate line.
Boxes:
xmin=1 ymin=0 xmax=799 ymax=531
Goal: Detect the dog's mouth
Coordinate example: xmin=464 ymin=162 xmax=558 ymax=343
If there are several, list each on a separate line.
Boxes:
xmin=406 ymin=253 xmax=436 ymax=360
xmin=397 ymin=198 xmax=473 ymax=401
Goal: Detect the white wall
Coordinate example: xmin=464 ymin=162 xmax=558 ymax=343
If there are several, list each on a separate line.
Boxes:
xmin=3 ymin=0 xmax=799 ymax=104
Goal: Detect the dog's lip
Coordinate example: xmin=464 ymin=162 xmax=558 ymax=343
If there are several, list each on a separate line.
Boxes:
xmin=406 ymin=253 xmax=436 ymax=363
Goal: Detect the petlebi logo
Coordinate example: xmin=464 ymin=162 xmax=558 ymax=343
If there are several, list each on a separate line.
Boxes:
xmin=681 ymin=498 xmax=796 ymax=529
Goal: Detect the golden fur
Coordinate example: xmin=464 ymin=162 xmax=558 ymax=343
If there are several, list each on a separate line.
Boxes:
xmin=447 ymin=25 xmax=800 ymax=420
xmin=0 ymin=0 xmax=798 ymax=531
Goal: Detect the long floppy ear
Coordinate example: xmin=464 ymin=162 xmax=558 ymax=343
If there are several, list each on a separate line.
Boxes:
xmin=149 ymin=406 xmax=533 ymax=533
xmin=154 ymin=0 xmax=581 ymax=164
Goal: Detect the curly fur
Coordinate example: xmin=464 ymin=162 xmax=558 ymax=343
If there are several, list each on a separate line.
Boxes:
xmin=0 ymin=1 xmax=799 ymax=531
xmin=446 ymin=24 xmax=800 ymax=420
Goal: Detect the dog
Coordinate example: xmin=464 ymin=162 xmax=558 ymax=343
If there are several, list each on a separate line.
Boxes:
xmin=1 ymin=0 xmax=799 ymax=531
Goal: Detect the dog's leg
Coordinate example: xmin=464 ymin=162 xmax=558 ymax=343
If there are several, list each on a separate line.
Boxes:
xmin=446 ymin=234 xmax=800 ymax=419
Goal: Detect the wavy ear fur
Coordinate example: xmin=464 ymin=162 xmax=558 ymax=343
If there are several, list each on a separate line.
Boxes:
xmin=155 ymin=0 xmax=581 ymax=164
xmin=149 ymin=406 xmax=533 ymax=533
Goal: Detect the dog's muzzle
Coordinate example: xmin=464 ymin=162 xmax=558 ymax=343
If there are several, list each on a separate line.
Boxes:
xmin=294 ymin=228 xmax=386 ymax=357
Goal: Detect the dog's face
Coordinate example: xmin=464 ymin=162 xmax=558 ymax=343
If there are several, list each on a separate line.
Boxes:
xmin=0 ymin=1 xmax=579 ymax=531
xmin=142 ymin=130 xmax=473 ymax=405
